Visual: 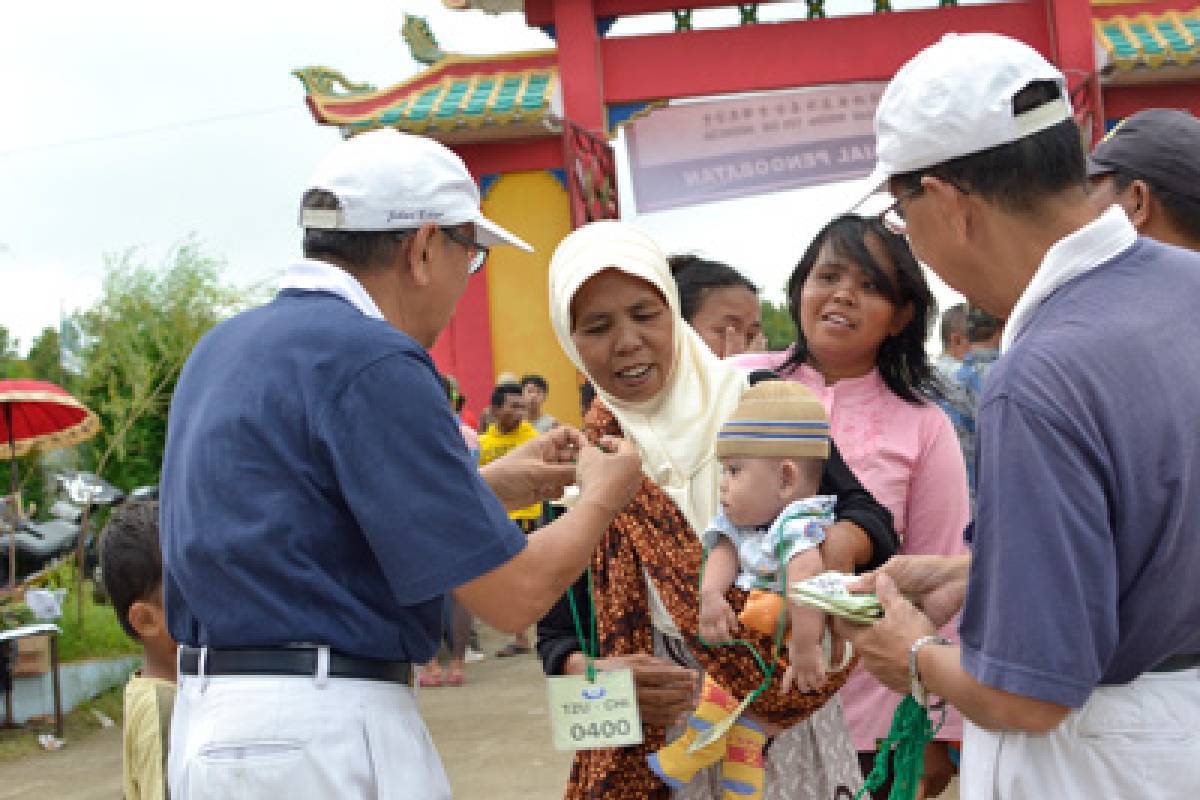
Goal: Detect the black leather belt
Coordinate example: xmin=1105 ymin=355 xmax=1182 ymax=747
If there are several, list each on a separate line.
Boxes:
xmin=178 ymin=645 xmax=412 ymax=685
xmin=1149 ymin=653 xmax=1200 ymax=673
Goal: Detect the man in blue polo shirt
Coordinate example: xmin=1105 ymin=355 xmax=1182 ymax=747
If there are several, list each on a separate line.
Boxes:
xmin=161 ymin=130 xmax=642 ymax=799
xmin=839 ymin=35 xmax=1200 ymax=798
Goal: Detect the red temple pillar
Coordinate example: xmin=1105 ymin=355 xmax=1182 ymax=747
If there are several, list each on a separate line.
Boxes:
xmin=1046 ymin=0 xmax=1104 ymax=143
xmin=553 ymin=0 xmax=606 ymax=132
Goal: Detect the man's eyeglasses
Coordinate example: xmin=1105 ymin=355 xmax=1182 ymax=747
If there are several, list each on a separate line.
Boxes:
xmin=391 ymin=226 xmax=490 ymax=274
xmin=877 ymin=176 xmax=969 ymax=236
xmin=878 ymin=184 xmax=924 ymax=236
xmin=440 ymin=226 xmax=489 ymax=274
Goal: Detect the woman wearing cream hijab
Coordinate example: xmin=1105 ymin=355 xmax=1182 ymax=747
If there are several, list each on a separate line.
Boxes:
xmin=537 ymin=221 xmax=897 ymax=799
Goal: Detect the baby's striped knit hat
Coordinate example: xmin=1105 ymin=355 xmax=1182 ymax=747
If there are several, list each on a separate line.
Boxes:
xmin=715 ymin=380 xmax=830 ymax=460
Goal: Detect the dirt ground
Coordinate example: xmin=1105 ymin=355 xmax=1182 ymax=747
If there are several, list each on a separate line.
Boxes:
xmin=0 ymin=626 xmax=957 ymax=799
xmin=0 ymin=626 xmax=572 ymax=800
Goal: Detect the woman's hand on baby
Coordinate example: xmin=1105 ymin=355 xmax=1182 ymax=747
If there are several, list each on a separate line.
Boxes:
xmin=698 ymin=591 xmax=740 ymax=643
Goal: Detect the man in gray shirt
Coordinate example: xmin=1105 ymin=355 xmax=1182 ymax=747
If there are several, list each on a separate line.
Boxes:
xmin=841 ymin=34 xmax=1200 ymax=799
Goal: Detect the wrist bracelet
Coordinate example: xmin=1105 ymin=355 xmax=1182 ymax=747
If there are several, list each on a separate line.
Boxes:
xmin=909 ymin=634 xmax=951 ymax=708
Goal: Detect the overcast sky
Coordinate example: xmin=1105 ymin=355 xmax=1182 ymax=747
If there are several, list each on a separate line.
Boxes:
xmin=1 ymin=0 xmax=961 ymax=353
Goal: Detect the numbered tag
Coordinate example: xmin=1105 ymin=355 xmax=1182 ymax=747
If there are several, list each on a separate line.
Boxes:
xmin=547 ymin=668 xmax=644 ymax=751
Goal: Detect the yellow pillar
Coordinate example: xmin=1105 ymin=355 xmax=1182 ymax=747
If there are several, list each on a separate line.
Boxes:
xmin=481 ymin=170 xmax=581 ymax=427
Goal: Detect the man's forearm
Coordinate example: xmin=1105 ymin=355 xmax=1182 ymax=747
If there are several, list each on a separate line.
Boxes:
xmin=478 ymin=460 xmax=524 ymax=511
xmin=522 ymin=499 xmax=618 ymax=604
xmin=920 ymin=644 xmax=1070 ymax=733
xmin=499 ymin=499 xmax=618 ymax=628
xmin=455 ymin=498 xmax=618 ymax=633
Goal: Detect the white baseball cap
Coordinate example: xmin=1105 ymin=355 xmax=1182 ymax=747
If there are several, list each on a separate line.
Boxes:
xmin=866 ymin=33 xmax=1073 ymax=192
xmin=299 ymin=128 xmax=533 ymax=252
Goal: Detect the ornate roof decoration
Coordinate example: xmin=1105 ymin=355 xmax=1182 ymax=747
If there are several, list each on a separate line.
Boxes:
xmin=293 ymin=17 xmax=559 ymax=143
xmin=1094 ymin=6 xmax=1200 ymax=82
xmin=402 ymin=13 xmax=446 ymax=65
xmin=292 ymin=68 xmax=376 ymax=97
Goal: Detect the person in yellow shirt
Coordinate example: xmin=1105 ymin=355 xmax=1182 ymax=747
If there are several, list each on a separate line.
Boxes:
xmin=100 ymin=500 xmax=176 ymax=800
xmin=478 ymin=382 xmax=541 ymax=656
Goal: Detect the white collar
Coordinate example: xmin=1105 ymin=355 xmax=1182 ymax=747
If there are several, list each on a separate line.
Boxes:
xmin=1001 ymin=206 xmax=1136 ymax=353
xmin=278 ymin=259 xmax=385 ymax=321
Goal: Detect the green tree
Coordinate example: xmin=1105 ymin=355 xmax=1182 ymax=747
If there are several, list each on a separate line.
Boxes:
xmin=0 ymin=325 xmax=23 ymax=378
xmin=76 ymin=239 xmax=249 ymax=491
xmin=24 ymin=326 xmax=68 ymax=388
xmin=760 ymin=299 xmax=797 ymax=351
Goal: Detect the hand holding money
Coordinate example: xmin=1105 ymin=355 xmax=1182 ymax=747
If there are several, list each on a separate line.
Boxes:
xmin=789 ymin=571 xmax=884 ymax=624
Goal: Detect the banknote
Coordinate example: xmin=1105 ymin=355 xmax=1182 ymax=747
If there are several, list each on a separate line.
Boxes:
xmin=790 ymin=571 xmax=883 ymax=623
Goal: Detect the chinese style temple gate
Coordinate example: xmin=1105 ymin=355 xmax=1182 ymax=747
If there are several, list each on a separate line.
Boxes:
xmin=296 ymin=1 xmax=1200 ymax=425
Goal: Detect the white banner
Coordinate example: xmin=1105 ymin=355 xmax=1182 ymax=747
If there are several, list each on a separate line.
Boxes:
xmin=625 ymin=83 xmax=885 ymax=213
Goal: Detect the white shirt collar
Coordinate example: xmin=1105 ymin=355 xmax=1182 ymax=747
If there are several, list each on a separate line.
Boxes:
xmin=278 ymin=258 xmax=385 ymax=321
xmin=1001 ymin=205 xmax=1137 ymax=353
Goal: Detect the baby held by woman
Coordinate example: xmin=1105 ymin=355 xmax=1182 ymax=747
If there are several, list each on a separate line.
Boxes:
xmin=648 ymin=380 xmax=835 ymax=799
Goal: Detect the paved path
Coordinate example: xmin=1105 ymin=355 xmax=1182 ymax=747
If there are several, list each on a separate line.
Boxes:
xmin=0 ymin=627 xmax=572 ymax=800
xmin=418 ymin=627 xmax=573 ymax=797
xmin=0 ymin=723 xmax=123 ymax=800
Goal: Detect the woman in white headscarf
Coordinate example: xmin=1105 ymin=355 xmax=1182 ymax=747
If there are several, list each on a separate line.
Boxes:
xmin=536 ymin=221 xmax=898 ymax=800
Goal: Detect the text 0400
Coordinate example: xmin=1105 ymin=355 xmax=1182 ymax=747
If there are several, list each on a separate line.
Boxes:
xmin=569 ymin=720 xmax=632 ymax=741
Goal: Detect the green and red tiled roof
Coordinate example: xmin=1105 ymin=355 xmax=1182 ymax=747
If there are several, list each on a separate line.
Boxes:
xmin=1094 ymin=6 xmax=1200 ymax=74
xmin=294 ymin=50 xmax=559 ymax=143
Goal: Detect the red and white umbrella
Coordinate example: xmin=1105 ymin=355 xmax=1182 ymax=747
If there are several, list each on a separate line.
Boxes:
xmin=1 ymin=380 xmax=100 ymax=587
xmin=1 ymin=380 xmax=99 ymax=459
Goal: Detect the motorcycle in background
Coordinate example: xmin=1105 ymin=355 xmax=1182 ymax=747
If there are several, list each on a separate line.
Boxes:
xmin=0 ymin=472 xmax=156 ymax=588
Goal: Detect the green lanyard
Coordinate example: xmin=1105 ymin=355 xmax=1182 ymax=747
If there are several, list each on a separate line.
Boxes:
xmin=695 ymin=512 xmax=807 ymax=706
xmin=855 ymin=696 xmax=946 ymax=800
xmin=567 ymin=567 xmax=599 ymax=682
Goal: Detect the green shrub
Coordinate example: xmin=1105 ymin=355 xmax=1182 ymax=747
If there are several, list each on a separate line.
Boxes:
xmin=55 ymin=584 xmax=140 ymax=662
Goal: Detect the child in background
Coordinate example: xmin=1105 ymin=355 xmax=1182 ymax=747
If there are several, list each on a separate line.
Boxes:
xmin=648 ymin=381 xmax=835 ymax=800
xmin=101 ymin=500 xmax=176 ymax=800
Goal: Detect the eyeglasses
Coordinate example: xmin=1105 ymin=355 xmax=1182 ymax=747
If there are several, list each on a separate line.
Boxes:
xmin=390 ymin=226 xmax=489 ymax=274
xmin=440 ymin=226 xmax=489 ymax=274
xmin=878 ymin=176 xmax=969 ymax=235
xmin=878 ymin=184 xmax=924 ymax=236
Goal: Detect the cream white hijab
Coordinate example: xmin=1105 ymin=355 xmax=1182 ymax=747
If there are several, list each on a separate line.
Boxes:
xmin=548 ymin=220 xmax=747 ymax=536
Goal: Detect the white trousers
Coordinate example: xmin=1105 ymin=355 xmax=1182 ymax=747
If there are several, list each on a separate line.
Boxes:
xmin=960 ymin=668 xmax=1200 ymax=800
xmin=169 ymin=671 xmax=451 ymax=800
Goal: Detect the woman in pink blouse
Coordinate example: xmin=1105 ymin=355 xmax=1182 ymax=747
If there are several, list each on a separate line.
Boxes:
xmin=734 ymin=214 xmax=969 ymax=799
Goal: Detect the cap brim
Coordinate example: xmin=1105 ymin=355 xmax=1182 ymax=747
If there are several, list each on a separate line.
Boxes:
xmin=864 ymin=161 xmax=890 ymax=197
xmin=1085 ymin=155 xmax=1115 ymax=179
xmin=848 ymin=162 xmax=891 ymax=213
xmin=474 ymin=214 xmax=534 ymax=253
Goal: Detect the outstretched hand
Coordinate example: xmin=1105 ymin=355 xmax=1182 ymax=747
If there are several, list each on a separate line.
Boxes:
xmin=852 ymin=554 xmax=970 ymax=629
xmin=575 ymin=436 xmax=642 ymax=517
xmin=480 ymin=426 xmax=587 ymax=511
xmin=832 ymin=573 xmax=936 ymax=694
